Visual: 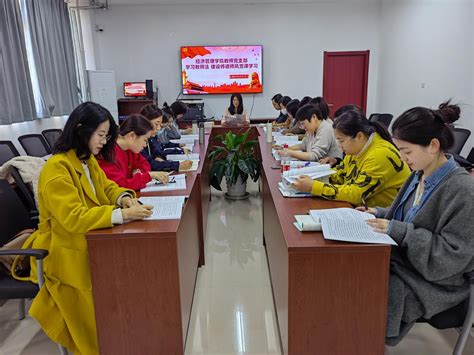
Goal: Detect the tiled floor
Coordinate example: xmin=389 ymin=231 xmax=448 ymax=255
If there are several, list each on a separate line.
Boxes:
xmin=1 ymin=180 xmax=473 ymax=354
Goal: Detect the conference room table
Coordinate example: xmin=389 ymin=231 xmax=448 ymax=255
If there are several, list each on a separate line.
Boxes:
xmin=86 ymin=124 xmax=391 ymax=355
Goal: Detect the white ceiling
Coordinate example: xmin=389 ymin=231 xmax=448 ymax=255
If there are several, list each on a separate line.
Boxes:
xmin=106 ymin=0 xmax=377 ymax=6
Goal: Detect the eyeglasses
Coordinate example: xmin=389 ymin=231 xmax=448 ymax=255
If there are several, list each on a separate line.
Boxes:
xmin=96 ymin=133 xmax=112 ymax=143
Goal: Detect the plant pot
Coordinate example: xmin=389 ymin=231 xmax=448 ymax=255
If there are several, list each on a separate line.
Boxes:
xmin=225 ymin=176 xmax=249 ymax=200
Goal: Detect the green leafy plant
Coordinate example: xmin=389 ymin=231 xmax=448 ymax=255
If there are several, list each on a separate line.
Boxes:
xmin=208 ymin=129 xmax=261 ymax=191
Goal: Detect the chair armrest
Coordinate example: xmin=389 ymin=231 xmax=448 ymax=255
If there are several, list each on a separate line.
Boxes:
xmin=0 ymin=249 xmax=48 ymax=260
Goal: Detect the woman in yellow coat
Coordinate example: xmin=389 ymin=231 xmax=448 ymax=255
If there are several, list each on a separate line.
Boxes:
xmin=293 ymin=110 xmax=411 ymax=207
xmin=16 ymin=102 xmax=153 ymax=354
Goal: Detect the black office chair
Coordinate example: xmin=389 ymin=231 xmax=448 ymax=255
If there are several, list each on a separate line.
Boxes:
xmin=417 ymin=271 xmax=474 ymax=355
xmin=10 ymin=167 xmax=38 ymax=223
xmin=18 ymin=134 xmax=51 ymax=158
xmin=447 ymin=128 xmax=471 ymax=155
xmin=368 ymin=113 xmax=393 ymax=128
xmin=42 ymin=129 xmax=62 ymax=150
xmin=466 ymin=148 xmax=474 ymax=165
xmin=0 ymin=179 xmax=47 ymax=320
xmin=0 ymin=140 xmax=20 ymax=166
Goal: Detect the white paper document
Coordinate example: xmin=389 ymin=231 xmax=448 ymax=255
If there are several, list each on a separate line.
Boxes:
xmin=309 ymin=208 xmax=397 ymax=245
xmin=170 ymin=138 xmax=196 ymax=144
xmin=288 ymin=161 xmax=320 ymax=169
xmin=274 ymin=138 xmax=300 ymax=146
xmin=141 ymin=174 xmax=187 ymax=192
xmin=138 ymin=195 xmax=186 ymax=220
xmin=166 ymin=153 xmax=200 ymax=161
xmin=185 ymin=160 xmax=199 ymax=171
xmin=282 ymin=165 xmax=335 ymax=184
xmin=282 ymin=164 xmax=332 ymax=178
xmin=271 ymin=149 xmax=301 ymax=161
xmin=184 ymin=134 xmax=199 ymax=139
xmin=278 ymin=182 xmax=312 ymax=198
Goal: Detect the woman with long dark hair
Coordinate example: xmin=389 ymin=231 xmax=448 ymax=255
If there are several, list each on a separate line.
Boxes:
xmin=359 ymin=101 xmax=474 ymax=346
xmin=97 ymin=114 xmax=169 ymax=190
xmin=15 ymin=102 xmax=153 ymax=354
xmin=293 ymin=109 xmax=410 ymax=207
xmin=223 ymin=93 xmax=249 ymax=123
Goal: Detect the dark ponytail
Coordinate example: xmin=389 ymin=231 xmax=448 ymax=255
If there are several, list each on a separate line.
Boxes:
xmin=333 ymin=110 xmax=394 ymax=145
xmin=392 ymin=101 xmax=460 ymax=151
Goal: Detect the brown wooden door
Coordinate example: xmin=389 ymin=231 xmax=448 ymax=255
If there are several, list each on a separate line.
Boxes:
xmin=322 ymin=50 xmax=370 ymax=115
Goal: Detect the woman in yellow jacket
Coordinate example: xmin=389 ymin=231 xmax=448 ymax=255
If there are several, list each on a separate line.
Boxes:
xmin=293 ymin=110 xmax=411 ymax=207
xmin=16 ymin=102 xmax=153 ymax=354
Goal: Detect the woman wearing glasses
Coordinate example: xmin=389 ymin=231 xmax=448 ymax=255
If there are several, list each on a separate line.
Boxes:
xmin=97 ymin=114 xmax=169 ymax=191
xmin=276 ymin=104 xmax=341 ymax=161
xmin=14 ymin=102 xmax=154 ymax=355
xmin=292 ymin=109 xmax=410 ymax=208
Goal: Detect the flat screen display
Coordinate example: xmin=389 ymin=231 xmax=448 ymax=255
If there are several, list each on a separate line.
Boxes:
xmin=181 ymin=45 xmax=263 ymax=95
xmin=124 ymin=82 xmax=147 ymax=97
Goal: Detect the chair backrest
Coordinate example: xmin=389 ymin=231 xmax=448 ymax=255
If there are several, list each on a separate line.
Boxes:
xmin=41 ymin=129 xmax=62 ymax=150
xmin=466 ymin=148 xmax=474 ymax=164
xmin=10 ymin=167 xmax=37 ymax=217
xmin=447 ymin=128 xmax=471 ymax=155
xmin=369 ymin=113 xmax=393 ymax=128
xmin=0 ymin=179 xmax=33 ymax=247
xmin=0 ymin=141 xmax=20 ymax=166
xmin=18 ymin=134 xmax=51 ymax=157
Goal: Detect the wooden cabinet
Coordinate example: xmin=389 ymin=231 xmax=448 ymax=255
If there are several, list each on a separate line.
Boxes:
xmin=117 ymin=98 xmax=154 ymax=122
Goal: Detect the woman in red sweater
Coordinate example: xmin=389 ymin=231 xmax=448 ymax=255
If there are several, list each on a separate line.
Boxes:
xmin=98 ymin=114 xmax=169 ymax=190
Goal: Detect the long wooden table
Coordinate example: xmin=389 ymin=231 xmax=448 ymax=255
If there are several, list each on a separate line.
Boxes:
xmin=87 ymin=138 xmax=210 ymax=354
xmin=256 ymin=126 xmax=390 ymax=354
xmin=87 ymin=125 xmax=390 ymax=355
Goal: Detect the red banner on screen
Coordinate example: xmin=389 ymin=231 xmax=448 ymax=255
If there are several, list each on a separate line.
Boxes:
xmin=181 ymin=46 xmax=263 ymax=95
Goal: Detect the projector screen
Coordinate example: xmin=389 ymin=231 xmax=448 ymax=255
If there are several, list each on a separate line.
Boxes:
xmin=181 ymin=45 xmax=263 ymax=95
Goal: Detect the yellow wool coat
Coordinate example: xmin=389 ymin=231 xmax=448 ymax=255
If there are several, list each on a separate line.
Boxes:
xmin=311 ymin=133 xmax=411 ymax=207
xmin=15 ymin=150 xmax=132 ymax=355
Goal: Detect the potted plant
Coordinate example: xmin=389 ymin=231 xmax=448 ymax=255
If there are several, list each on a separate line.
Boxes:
xmin=208 ymin=129 xmax=261 ymax=200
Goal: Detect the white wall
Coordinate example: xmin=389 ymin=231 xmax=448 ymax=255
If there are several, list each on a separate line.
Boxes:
xmin=90 ymin=2 xmax=380 ymax=119
xmin=377 ymin=0 xmax=474 ymax=155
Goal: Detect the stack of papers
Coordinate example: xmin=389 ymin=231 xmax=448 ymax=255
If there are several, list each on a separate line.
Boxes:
xmin=309 ymin=208 xmax=397 ymax=245
xmin=166 ymin=153 xmax=200 ymax=171
xmin=138 ymin=195 xmax=187 ymax=220
xmin=278 ymin=182 xmax=312 ymax=198
xmin=289 ymin=161 xmax=320 ymax=169
xmin=274 ymin=136 xmax=299 ymax=147
xmin=141 ymin=174 xmax=187 ymax=192
xmin=282 ymin=164 xmax=335 ymax=184
xmin=271 ymin=149 xmax=301 ymax=161
xmin=170 ymin=137 xmax=197 ymax=145
xmin=166 ymin=153 xmax=200 ymax=161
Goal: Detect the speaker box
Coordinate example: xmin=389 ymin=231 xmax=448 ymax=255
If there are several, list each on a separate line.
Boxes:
xmin=145 ymin=79 xmax=154 ymax=99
